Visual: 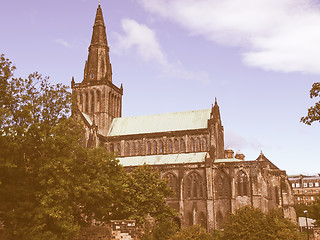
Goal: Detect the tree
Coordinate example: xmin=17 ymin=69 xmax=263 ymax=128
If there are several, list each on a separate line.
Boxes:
xmin=0 ymin=54 xmax=123 ymax=239
xmin=168 ymin=225 xmax=217 ymax=240
xmin=222 ymin=206 xmax=303 ymax=240
xmin=113 ymin=164 xmax=177 ymax=225
xmin=301 ymin=82 xmax=320 ymax=124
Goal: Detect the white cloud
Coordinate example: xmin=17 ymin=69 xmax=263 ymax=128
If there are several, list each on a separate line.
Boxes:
xmin=114 ymin=18 xmax=210 ymax=83
xmin=138 ymin=0 xmax=320 ymax=74
xmin=54 ymin=38 xmax=72 ymax=48
xmin=225 ymin=130 xmax=263 ymax=151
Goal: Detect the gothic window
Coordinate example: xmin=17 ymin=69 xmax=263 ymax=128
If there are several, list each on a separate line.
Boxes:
xmin=80 ymin=92 xmax=83 ymax=104
xmin=168 ymin=139 xmax=173 ymax=153
xmin=125 ymin=142 xmax=130 ymax=156
xmin=190 ymin=138 xmax=195 ymax=152
xmin=91 ymin=91 xmax=95 ymax=113
xmin=159 ymin=140 xmax=164 ymax=154
xmin=180 ymin=139 xmax=186 ymax=152
xmin=164 ymin=173 xmax=178 ymax=198
xmin=96 ymin=90 xmax=101 ymax=112
xmin=188 ymin=212 xmax=193 ymax=226
xmin=108 ymin=93 xmax=112 ymax=115
xmin=187 ymin=172 xmax=203 ymax=199
xmin=199 ymin=212 xmax=207 ymax=229
xmin=117 ymin=143 xmax=121 ymax=155
xmin=132 ymin=142 xmax=136 ymax=156
xmin=275 ymin=186 xmax=280 ymax=205
xmin=237 ymin=170 xmax=249 ymax=197
xmin=90 ymin=72 xmax=94 ymax=79
xmin=174 ymin=139 xmax=179 ymax=152
xmin=202 ymin=138 xmax=207 ymax=151
xmin=147 ymin=141 xmax=151 ymax=155
xmin=137 ymin=142 xmax=141 ymax=155
xmin=216 ymin=172 xmax=230 ymax=198
xmin=216 ymin=211 xmax=223 ymax=229
xmin=152 ymin=141 xmax=157 ymax=154
xmin=196 ymin=137 xmax=201 ymax=151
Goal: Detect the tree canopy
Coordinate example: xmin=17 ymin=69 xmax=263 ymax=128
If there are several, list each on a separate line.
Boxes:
xmin=222 ymin=206 xmax=303 ymax=240
xmin=0 ymin=54 xmax=175 ymax=240
xmin=301 ymin=82 xmax=320 ymax=124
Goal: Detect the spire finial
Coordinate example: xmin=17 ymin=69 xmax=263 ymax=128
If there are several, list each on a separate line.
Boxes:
xmin=215 ymin=97 xmax=217 ymax=104
xmin=99 ymin=0 xmax=101 ymax=5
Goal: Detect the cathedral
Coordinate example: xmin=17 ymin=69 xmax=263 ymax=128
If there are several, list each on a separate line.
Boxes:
xmin=71 ymin=4 xmax=296 ymax=232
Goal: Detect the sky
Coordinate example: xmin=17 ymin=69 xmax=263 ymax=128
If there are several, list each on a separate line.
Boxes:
xmin=1 ymin=0 xmax=319 ymax=175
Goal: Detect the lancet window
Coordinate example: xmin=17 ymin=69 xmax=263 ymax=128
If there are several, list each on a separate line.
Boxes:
xmin=216 ymin=171 xmax=230 ymax=198
xmin=187 ymin=172 xmax=203 ymax=199
xmin=164 ymin=173 xmax=178 ymax=198
xmin=237 ymin=170 xmax=249 ymax=196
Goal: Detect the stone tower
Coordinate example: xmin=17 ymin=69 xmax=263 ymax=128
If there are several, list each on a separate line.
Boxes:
xmin=72 ymin=4 xmax=123 ymax=137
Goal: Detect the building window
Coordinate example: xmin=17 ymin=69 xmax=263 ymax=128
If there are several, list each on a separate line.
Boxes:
xmin=164 ymin=173 xmax=178 ymax=198
xmin=168 ymin=139 xmax=173 ymax=153
xmin=311 ymin=196 xmax=314 ymax=201
xmin=292 ymin=183 xmax=295 ymax=188
xmin=187 ymin=172 xmax=203 ymax=199
xmin=202 ymin=138 xmax=207 ymax=151
xmin=215 ymin=172 xmax=230 ymax=198
xmin=237 ymin=171 xmax=248 ymax=196
xmin=315 ymin=182 xmax=319 ymax=187
xmin=137 ymin=142 xmax=141 ymax=155
xmin=132 ymin=142 xmax=136 ymax=156
xmin=297 ymin=197 xmax=300 ymax=201
xmin=109 ymin=143 xmax=114 ymax=153
xmin=159 ymin=140 xmax=164 ymax=154
xmin=190 ymin=138 xmax=195 ymax=152
xmin=303 ymin=183 xmax=308 ymax=188
xmin=180 ymin=139 xmax=186 ymax=152
xmin=91 ymin=91 xmax=95 ymax=113
xmin=117 ymin=144 xmax=121 ymax=155
xmin=309 ymin=183 xmax=314 ymax=187
xmin=85 ymin=92 xmax=89 ymax=113
xmin=125 ymin=142 xmax=130 ymax=156
xmin=147 ymin=141 xmax=151 ymax=155
xmin=296 ymin=183 xmax=300 ymax=188
xmin=196 ymin=138 xmax=201 ymax=151
xmin=174 ymin=139 xmax=179 ymax=152
xmin=152 ymin=141 xmax=157 ymax=154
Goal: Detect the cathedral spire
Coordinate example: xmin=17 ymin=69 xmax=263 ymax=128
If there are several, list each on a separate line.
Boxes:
xmin=83 ymin=4 xmax=112 ymax=83
xmin=211 ymin=98 xmax=221 ymax=121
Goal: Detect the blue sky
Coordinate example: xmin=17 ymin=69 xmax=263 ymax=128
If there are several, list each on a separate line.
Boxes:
xmin=1 ymin=0 xmax=319 ymax=175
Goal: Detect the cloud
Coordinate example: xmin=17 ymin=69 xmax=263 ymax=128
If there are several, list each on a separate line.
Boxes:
xmin=138 ymin=0 xmax=320 ymax=75
xmin=225 ymin=130 xmax=263 ymax=151
xmin=54 ymin=38 xmax=72 ymax=48
xmin=114 ymin=18 xmax=210 ymax=83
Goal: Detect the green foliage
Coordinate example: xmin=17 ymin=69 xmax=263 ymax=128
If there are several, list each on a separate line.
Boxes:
xmin=301 ymin=82 xmax=320 ymax=124
xmin=294 ymin=195 xmax=320 ymax=226
xmin=222 ymin=206 xmax=303 ymax=240
xmin=142 ymin=218 xmax=179 ymax=240
xmin=169 ymin=225 xmax=216 ymax=240
xmin=114 ymin=164 xmax=176 ymax=224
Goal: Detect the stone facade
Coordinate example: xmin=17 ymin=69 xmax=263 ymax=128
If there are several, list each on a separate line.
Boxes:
xmin=72 ymin=4 xmax=297 ymax=232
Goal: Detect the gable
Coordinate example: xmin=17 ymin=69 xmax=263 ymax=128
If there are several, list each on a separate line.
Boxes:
xmin=108 ymin=109 xmax=211 ymax=137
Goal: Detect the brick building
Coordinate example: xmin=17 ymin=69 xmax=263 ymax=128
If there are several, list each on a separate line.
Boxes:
xmin=289 ymin=175 xmax=320 ymax=204
xmin=71 ymin=4 xmax=296 ymax=232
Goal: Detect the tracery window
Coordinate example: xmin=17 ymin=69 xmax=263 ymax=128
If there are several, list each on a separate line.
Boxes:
xmin=187 ymin=172 xmax=203 ymax=199
xmin=202 ymin=138 xmax=207 ymax=151
xmin=174 ymin=139 xmax=179 ymax=152
xmin=80 ymin=92 xmax=83 ymax=104
xmin=190 ymin=138 xmax=195 ymax=152
xmin=159 ymin=140 xmax=164 ymax=154
xmin=216 ymin=172 xmax=230 ymax=198
xmin=85 ymin=92 xmax=89 ymax=113
xmin=237 ymin=170 xmax=248 ymax=196
xmin=168 ymin=139 xmax=173 ymax=153
xmin=152 ymin=141 xmax=157 ymax=154
xmin=180 ymin=139 xmax=186 ymax=152
xmin=137 ymin=142 xmax=141 ymax=155
xmin=132 ymin=142 xmax=136 ymax=156
xmin=196 ymin=138 xmax=201 ymax=151
xmin=147 ymin=141 xmax=151 ymax=155
xmin=109 ymin=143 xmax=114 ymax=153
xmin=164 ymin=173 xmax=178 ymax=198
xmin=91 ymin=91 xmax=95 ymax=113
xmin=117 ymin=143 xmax=121 ymax=155
xmin=96 ymin=90 xmax=101 ymax=111
xmin=125 ymin=142 xmax=130 ymax=156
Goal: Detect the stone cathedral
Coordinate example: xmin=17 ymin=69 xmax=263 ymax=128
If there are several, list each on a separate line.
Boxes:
xmin=71 ymin=4 xmax=296 ymax=232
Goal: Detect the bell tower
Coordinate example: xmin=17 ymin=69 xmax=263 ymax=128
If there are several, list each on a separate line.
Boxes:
xmin=72 ymin=4 xmax=123 ymax=137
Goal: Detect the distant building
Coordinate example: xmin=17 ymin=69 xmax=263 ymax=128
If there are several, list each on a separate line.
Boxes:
xmin=71 ymin=4 xmax=297 ymax=231
xmin=289 ymin=175 xmax=320 ymax=204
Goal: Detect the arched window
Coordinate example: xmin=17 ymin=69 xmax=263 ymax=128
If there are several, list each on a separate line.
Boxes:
xmin=202 ymin=138 xmax=207 ymax=151
xmin=147 ymin=141 xmax=151 ymax=155
xmin=109 ymin=143 xmax=114 ymax=153
xmin=215 ymin=171 xmax=230 ymax=198
xmin=91 ymin=91 xmax=95 ymax=113
xmin=190 ymin=138 xmax=195 ymax=152
xmin=168 ymin=139 xmax=173 ymax=153
xmin=174 ymin=139 xmax=179 ymax=152
xmin=196 ymin=137 xmax=201 ymax=151
xmin=216 ymin=211 xmax=223 ymax=229
xmin=164 ymin=173 xmax=178 ymax=198
xmin=117 ymin=144 xmax=121 ymax=155
xmin=137 ymin=142 xmax=141 ymax=155
xmin=152 ymin=141 xmax=157 ymax=154
xmin=237 ymin=170 xmax=249 ymax=197
xmin=159 ymin=140 xmax=164 ymax=154
xmin=125 ymin=142 xmax=130 ymax=156
xmin=80 ymin=91 xmax=83 ymax=104
xmin=180 ymin=139 xmax=186 ymax=152
xmin=96 ymin=90 xmax=101 ymax=112
xmin=187 ymin=172 xmax=203 ymax=199
xmin=132 ymin=142 xmax=136 ymax=156
xmin=199 ymin=212 xmax=207 ymax=229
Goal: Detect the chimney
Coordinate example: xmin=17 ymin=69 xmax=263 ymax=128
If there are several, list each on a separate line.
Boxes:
xmin=224 ymin=146 xmax=234 ymax=159
xmin=235 ymin=150 xmax=245 ymax=160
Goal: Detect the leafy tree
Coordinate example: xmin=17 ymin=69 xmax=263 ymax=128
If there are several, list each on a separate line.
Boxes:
xmin=301 ymin=82 xmax=320 ymax=124
xmin=0 ymin=55 xmax=123 ymax=239
xmin=222 ymin=206 xmax=303 ymax=240
xmin=141 ymin=218 xmax=179 ymax=240
xmin=168 ymin=225 xmax=217 ymax=240
xmin=114 ymin=164 xmax=176 ymax=225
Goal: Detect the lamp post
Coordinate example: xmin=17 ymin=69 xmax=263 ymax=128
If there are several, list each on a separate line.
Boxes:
xmin=304 ymin=210 xmax=309 ymax=240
